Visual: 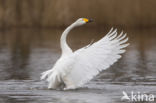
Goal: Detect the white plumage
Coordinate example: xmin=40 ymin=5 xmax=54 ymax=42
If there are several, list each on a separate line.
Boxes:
xmin=41 ymin=18 xmax=129 ymax=90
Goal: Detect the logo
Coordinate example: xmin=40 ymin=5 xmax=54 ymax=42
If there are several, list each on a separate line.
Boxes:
xmin=121 ymin=91 xmax=155 ymax=102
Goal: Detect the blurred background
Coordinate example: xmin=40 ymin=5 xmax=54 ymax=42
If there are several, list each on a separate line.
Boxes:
xmin=0 ymin=0 xmax=155 ymax=28
xmin=0 ymin=0 xmax=156 ymax=103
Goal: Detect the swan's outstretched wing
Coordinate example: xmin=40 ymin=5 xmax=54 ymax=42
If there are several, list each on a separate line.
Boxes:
xmin=67 ymin=28 xmax=129 ymax=87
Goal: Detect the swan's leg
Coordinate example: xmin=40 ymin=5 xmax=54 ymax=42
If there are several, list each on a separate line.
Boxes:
xmin=63 ymin=77 xmax=76 ymax=90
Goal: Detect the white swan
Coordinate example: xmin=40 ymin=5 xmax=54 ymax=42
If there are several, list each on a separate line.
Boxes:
xmin=41 ymin=18 xmax=129 ymax=90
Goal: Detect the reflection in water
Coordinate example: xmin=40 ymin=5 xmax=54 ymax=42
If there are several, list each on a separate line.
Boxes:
xmin=6 ymin=29 xmax=31 ymax=79
xmin=0 ymin=28 xmax=156 ymax=103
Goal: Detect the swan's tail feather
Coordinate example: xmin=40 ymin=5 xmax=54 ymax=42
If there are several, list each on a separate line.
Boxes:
xmin=40 ymin=69 xmax=53 ymax=80
xmin=47 ymin=72 xmax=61 ymax=89
xmin=41 ymin=69 xmax=61 ymax=89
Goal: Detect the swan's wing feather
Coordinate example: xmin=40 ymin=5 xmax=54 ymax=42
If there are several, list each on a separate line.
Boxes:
xmin=67 ymin=28 xmax=129 ymax=87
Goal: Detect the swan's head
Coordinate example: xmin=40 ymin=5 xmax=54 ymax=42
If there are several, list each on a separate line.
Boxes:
xmin=74 ymin=18 xmax=93 ymax=26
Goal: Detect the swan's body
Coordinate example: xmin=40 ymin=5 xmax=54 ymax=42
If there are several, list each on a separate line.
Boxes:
xmin=41 ymin=18 xmax=129 ymax=90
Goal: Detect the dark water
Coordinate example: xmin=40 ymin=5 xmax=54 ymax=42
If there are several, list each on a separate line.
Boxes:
xmin=0 ymin=27 xmax=156 ymax=103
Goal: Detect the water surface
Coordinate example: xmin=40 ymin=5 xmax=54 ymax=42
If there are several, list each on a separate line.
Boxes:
xmin=0 ymin=28 xmax=156 ymax=103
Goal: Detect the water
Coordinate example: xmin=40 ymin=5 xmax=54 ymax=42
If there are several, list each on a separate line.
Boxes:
xmin=0 ymin=27 xmax=156 ymax=103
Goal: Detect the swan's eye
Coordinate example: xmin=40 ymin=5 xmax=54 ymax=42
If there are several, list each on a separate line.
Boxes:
xmin=83 ymin=18 xmax=89 ymax=23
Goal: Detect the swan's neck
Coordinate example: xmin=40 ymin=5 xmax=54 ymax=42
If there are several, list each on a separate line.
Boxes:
xmin=60 ymin=23 xmax=76 ymax=56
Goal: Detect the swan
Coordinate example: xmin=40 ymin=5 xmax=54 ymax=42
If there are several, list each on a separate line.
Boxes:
xmin=41 ymin=18 xmax=129 ymax=90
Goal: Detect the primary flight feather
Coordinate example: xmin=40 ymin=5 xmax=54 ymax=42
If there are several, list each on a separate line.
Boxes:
xmin=41 ymin=18 xmax=129 ymax=90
